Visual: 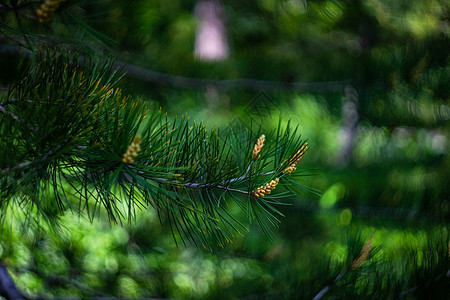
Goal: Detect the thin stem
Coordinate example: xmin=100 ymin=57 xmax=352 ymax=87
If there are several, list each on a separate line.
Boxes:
xmin=224 ymin=163 xmax=253 ymax=184
xmin=0 ymin=99 xmax=34 ymax=107
xmin=312 ymin=270 xmax=346 ymax=300
xmin=136 ymin=157 xmax=280 ymax=197
xmin=147 ymin=176 xmax=250 ymax=196
xmin=185 ymin=182 xmax=250 ymax=195
xmin=221 ymin=170 xmax=276 ymax=185
xmin=0 ymin=103 xmax=19 ymax=121
xmin=1 ymin=140 xmax=68 ymax=174
xmin=0 ymin=99 xmax=35 ymax=122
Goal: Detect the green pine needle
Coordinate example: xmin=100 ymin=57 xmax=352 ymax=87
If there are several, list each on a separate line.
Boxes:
xmin=0 ymin=49 xmax=316 ymax=249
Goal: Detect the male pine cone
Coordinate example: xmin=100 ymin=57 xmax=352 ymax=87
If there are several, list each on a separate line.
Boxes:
xmin=122 ymin=136 xmax=142 ymax=164
xmin=252 ymin=178 xmax=280 ymax=198
xmin=252 ymin=134 xmax=265 ymax=160
xmin=36 ymin=0 xmax=67 ymax=23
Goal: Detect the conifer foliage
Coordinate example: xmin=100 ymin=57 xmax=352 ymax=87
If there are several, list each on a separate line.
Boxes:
xmin=2 ymin=1 xmax=447 ymax=298
xmin=0 ymin=49 xmax=310 ymax=249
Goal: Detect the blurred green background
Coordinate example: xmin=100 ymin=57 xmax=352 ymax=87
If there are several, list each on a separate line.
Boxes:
xmin=0 ymin=0 xmax=449 ymax=298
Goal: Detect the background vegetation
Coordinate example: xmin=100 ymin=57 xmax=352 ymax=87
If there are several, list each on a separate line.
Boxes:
xmin=0 ymin=0 xmax=449 ymax=298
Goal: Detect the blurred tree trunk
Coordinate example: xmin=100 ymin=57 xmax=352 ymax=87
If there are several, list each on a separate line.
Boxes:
xmin=194 ymin=0 xmax=229 ymax=61
xmin=339 ymin=85 xmax=359 ymax=166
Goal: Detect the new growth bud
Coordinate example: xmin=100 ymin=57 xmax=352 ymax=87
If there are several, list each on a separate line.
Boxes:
xmin=36 ymin=0 xmax=67 ymax=23
xmin=252 ymin=134 xmax=265 ymax=160
xmin=350 ymin=232 xmax=375 ymax=270
xmin=122 ymin=136 xmax=142 ymax=164
xmin=283 ymin=142 xmax=308 ymax=175
xmin=252 ymin=178 xmax=279 ymax=198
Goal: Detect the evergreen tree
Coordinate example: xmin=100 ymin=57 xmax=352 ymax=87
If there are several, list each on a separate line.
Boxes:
xmin=1 ymin=47 xmax=312 ymax=249
xmin=0 ymin=1 xmax=448 ymax=299
xmin=0 ymin=1 xmax=316 ymax=297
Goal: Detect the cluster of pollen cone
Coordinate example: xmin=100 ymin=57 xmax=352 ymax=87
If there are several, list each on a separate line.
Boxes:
xmin=251 ymin=134 xmax=308 ymax=198
xmin=252 ymin=178 xmax=279 ymax=198
xmin=36 ymin=0 xmax=66 ymax=23
xmin=122 ymin=136 xmax=142 ymax=164
xmin=282 ymin=142 xmax=308 ymax=175
xmin=117 ymin=133 xmax=308 ymax=198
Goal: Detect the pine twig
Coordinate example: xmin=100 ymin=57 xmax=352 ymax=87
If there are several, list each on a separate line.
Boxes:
xmin=147 ymin=176 xmax=251 ymax=196
xmin=220 ymin=169 xmax=276 ymax=185
xmin=0 ymin=97 xmax=29 ymax=122
xmin=312 ymin=232 xmax=375 ymax=300
xmin=0 ymin=99 xmax=34 ymax=106
xmin=312 ymin=270 xmax=346 ymax=300
xmin=1 ymin=140 xmax=69 ymax=174
xmin=0 ymin=103 xmax=19 ymax=121
xmin=185 ymin=182 xmax=250 ymax=196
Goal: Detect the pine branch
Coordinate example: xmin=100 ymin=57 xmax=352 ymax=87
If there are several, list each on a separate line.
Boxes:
xmin=167 ymin=180 xmax=251 ymax=196
xmin=312 ymin=232 xmax=375 ymax=300
xmin=0 ymin=102 xmax=19 ymax=121
xmin=0 ymin=48 xmax=313 ymax=248
xmin=1 ymin=140 xmax=69 ymax=174
xmin=312 ymin=270 xmax=345 ymax=300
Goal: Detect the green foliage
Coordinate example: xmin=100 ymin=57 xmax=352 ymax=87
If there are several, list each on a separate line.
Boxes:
xmin=1 ymin=49 xmax=312 ymax=249
xmin=0 ymin=0 xmax=449 ymax=298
